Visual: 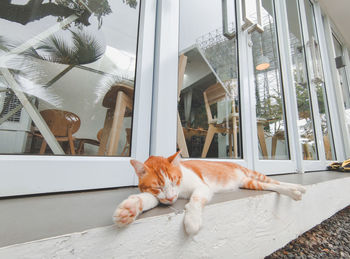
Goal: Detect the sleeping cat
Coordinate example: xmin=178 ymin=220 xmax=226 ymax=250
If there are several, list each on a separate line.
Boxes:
xmin=113 ymin=151 xmax=306 ymax=235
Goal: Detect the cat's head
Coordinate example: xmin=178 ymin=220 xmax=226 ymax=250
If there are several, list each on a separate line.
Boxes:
xmin=130 ymin=151 xmax=182 ymax=205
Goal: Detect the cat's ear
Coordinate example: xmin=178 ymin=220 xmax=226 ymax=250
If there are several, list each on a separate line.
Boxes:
xmin=167 ymin=150 xmax=182 ymax=166
xmin=130 ymin=159 xmax=147 ymax=178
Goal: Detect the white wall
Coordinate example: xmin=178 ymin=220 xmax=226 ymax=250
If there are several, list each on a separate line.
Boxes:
xmin=1 ymin=175 xmax=349 ymax=259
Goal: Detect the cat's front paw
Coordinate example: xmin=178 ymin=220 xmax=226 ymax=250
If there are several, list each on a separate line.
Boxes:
xmin=113 ymin=196 xmax=143 ymax=227
xmin=184 ymin=203 xmax=202 ymax=235
xmin=290 ymin=190 xmax=302 ymax=201
xmin=296 ymin=184 xmax=306 ymax=194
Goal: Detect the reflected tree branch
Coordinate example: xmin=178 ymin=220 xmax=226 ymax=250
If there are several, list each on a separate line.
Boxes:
xmin=0 ymin=0 xmax=91 ymax=26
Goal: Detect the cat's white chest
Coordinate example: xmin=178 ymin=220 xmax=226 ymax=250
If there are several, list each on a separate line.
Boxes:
xmin=178 ymin=165 xmax=206 ymax=199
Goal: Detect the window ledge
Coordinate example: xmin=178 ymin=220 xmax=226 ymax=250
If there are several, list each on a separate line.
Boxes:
xmin=1 ymin=171 xmax=350 ymax=258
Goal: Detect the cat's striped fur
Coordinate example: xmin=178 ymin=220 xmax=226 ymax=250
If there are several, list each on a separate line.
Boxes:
xmin=113 ymin=151 xmax=306 ymax=235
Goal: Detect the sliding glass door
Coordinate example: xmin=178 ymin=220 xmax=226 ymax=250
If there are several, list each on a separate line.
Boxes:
xmin=330 ymin=34 xmax=350 ymax=140
xmin=178 ymin=0 xmax=244 ymax=163
xmin=0 ymin=0 xmax=156 ymax=196
xmin=173 ymin=0 xmax=342 ymax=174
xmin=176 ymin=0 xmax=298 ymax=173
xmin=298 ymin=0 xmax=337 ymax=169
xmin=284 ymin=0 xmax=319 ymax=161
xmin=243 ymin=0 xmax=300 ymax=173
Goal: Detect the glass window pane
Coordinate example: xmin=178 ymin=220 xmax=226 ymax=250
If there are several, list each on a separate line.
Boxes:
xmin=251 ymin=0 xmax=289 ymax=160
xmin=304 ymin=0 xmax=336 ymax=160
xmin=285 ymin=0 xmax=318 ymax=160
xmin=332 ymin=35 xmax=350 ymax=110
xmin=245 ymin=0 xmax=258 ymax=24
xmin=178 ymin=0 xmax=241 ymax=159
xmin=0 ymin=1 xmax=140 ymax=156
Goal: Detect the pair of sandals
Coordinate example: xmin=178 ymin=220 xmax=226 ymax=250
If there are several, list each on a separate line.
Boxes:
xmin=327 ymin=159 xmax=350 ymax=172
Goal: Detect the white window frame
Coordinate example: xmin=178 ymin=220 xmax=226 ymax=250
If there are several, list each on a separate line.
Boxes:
xmin=321 ymin=13 xmax=350 ymax=158
xmin=243 ymin=0 xmax=299 ymax=174
xmin=294 ymin=0 xmax=343 ymax=171
xmin=295 ymin=0 xmax=327 ymax=171
xmin=0 ymin=0 xmax=157 ymax=197
xmin=312 ymin=0 xmax=346 ymax=162
xmin=151 ymin=0 xmax=252 ymax=169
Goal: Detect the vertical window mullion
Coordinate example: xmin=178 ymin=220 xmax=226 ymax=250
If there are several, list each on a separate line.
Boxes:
xmin=322 ymin=16 xmax=350 ymax=159
xmin=274 ymin=0 xmax=303 ymax=172
xmin=297 ymin=0 xmax=327 ymax=162
xmin=237 ymin=0 xmax=255 ymax=168
xmin=150 ymin=0 xmax=179 ymax=156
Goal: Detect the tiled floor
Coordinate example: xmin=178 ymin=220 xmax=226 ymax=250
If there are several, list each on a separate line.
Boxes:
xmin=0 ymin=171 xmax=349 ymax=248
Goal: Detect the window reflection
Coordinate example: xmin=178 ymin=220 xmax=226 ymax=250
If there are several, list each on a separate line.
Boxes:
xmin=304 ymin=0 xmax=336 ymax=160
xmin=178 ymin=0 xmax=241 ymax=158
xmin=0 ymin=0 xmax=140 ymax=156
xmin=251 ymin=0 xmax=289 ymax=160
xmin=332 ymin=35 xmax=350 ymax=110
xmin=285 ymin=0 xmax=318 ymax=160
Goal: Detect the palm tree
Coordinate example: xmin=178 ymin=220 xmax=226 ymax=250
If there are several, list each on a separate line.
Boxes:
xmin=0 ymin=34 xmax=66 ymax=124
xmin=0 ymin=35 xmax=16 ymax=119
xmin=26 ymin=29 xmax=105 ymax=86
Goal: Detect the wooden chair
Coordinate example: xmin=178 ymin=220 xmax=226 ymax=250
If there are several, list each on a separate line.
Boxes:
xmin=177 ymin=54 xmax=190 ymax=157
xmin=98 ymin=84 xmax=133 ymax=156
xmin=35 ymin=109 xmax=80 ymax=155
xmin=77 ymin=128 xmax=131 ymax=156
xmin=271 ymin=130 xmax=286 ymax=159
xmin=76 ymin=129 xmax=103 ymax=155
xmin=257 ymin=119 xmax=285 ymax=159
xmin=302 ymin=142 xmax=312 ymax=160
xmin=201 ymin=83 xmax=239 ymax=158
xmin=120 ymin=128 xmax=132 ymax=156
xmin=257 ymin=118 xmax=268 ymax=158
xmin=323 ymin=134 xmax=332 ymax=160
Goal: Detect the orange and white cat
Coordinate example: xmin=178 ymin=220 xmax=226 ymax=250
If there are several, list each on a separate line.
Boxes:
xmin=113 ymin=151 xmax=306 ymax=235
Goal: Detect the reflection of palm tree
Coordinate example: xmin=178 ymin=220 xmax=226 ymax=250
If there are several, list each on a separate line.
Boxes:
xmin=95 ymin=72 xmax=134 ymax=104
xmin=0 ymin=0 xmax=137 ymax=28
xmin=123 ymin=0 xmax=138 ymax=9
xmin=26 ymin=30 xmax=105 ymax=86
xmin=0 ymin=34 xmax=66 ymax=122
xmin=1 ymin=36 xmax=16 ymax=119
xmin=0 ymin=36 xmax=12 ymax=52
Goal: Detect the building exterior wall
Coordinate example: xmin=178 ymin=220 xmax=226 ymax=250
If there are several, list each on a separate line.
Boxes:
xmin=1 ymin=173 xmax=349 ymax=258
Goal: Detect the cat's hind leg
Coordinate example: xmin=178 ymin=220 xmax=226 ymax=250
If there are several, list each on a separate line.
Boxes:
xmin=247 ymin=170 xmax=306 ymax=194
xmin=276 ymin=181 xmax=306 ymax=194
xmin=240 ymin=177 xmax=303 ymax=201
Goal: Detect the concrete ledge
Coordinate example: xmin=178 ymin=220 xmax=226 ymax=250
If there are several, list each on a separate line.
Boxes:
xmin=1 ymin=173 xmax=350 ymax=259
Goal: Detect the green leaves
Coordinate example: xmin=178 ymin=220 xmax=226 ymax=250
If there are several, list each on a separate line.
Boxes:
xmin=26 ymin=30 xmax=104 ymax=65
xmin=123 ymin=0 xmax=138 ymax=9
xmin=70 ymin=30 xmax=104 ymax=64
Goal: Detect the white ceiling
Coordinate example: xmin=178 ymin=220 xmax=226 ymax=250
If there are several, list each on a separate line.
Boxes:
xmin=319 ymin=0 xmax=350 ymax=48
